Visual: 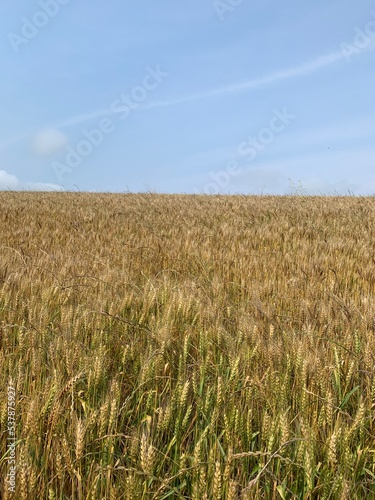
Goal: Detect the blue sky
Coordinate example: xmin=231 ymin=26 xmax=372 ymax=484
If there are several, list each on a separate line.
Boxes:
xmin=0 ymin=0 xmax=374 ymax=194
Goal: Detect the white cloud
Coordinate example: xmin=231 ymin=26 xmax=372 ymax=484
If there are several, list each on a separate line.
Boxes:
xmin=23 ymin=182 xmax=64 ymax=191
xmin=0 ymin=170 xmax=19 ymax=189
xmin=0 ymin=169 xmax=63 ymax=191
xmin=32 ymin=129 xmax=68 ymax=156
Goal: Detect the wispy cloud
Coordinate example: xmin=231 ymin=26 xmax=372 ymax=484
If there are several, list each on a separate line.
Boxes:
xmin=148 ymin=50 xmax=346 ymax=109
xmin=55 ymin=110 xmax=112 ymax=129
xmin=56 ymin=49 xmax=348 ymax=121
xmin=0 ymin=48 xmax=349 ymax=151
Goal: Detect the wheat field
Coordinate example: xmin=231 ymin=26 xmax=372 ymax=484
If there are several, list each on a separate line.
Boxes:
xmin=0 ymin=192 xmax=375 ymax=499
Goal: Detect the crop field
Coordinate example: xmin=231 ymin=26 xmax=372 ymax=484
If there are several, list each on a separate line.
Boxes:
xmin=1 ymin=192 xmax=375 ymax=499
